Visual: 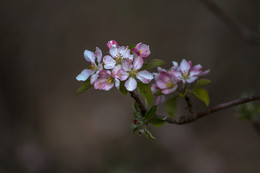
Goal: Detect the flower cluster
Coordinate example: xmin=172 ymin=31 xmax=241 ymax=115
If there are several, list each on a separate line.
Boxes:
xmin=152 ymin=59 xmax=210 ymax=104
xmin=76 ymin=40 xmax=153 ymax=91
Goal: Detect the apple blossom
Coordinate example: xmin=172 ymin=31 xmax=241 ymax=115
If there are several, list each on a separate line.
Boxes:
xmin=106 ymin=40 xmax=118 ymax=49
xmin=118 ymin=56 xmax=154 ymax=91
xmin=103 ymin=46 xmax=133 ymax=70
xmin=171 ymin=59 xmax=210 ymax=84
xmin=76 ymin=47 xmax=103 ymax=84
xmin=132 ymin=42 xmax=151 ymax=58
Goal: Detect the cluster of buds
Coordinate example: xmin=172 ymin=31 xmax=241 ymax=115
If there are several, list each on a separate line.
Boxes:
xmin=76 ymin=40 xmax=154 ymax=91
xmin=152 ymin=59 xmax=210 ymax=104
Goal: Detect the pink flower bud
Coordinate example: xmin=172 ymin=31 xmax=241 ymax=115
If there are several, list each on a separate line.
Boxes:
xmin=106 ymin=40 xmax=118 ymax=49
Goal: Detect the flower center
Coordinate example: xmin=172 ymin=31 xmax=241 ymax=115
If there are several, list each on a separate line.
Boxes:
xmin=138 ymin=50 xmax=142 ymax=54
xmin=107 ymin=77 xmax=113 ymax=84
xmin=167 ymin=82 xmax=175 ymax=89
xmin=89 ymin=63 xmax=97 ymax=71
xmin=129 ymin=68 xmax=136 ymax=77
xmin=182 ymin=71 xmax=190 ymax=80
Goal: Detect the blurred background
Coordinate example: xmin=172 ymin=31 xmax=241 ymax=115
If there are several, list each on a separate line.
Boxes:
xmin=1 ymin=0 xmax=260 ymax=172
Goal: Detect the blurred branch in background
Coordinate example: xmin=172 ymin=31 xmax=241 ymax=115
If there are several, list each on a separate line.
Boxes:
xmin=197 ymin=0 xmax=260 ymax=45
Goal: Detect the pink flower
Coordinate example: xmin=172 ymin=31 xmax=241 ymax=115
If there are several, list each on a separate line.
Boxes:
xmin=151 ymin=83 xmax=166 ymax=105
xmin=106 ymin=40 xmax=118 ymax=49
xmin=76 ymin=47 xmax=103 ymax=84
xmin=118 ymin=56 xmax=154 ymax=91
xmin=153 ymin=70 xmax=178 ymax=95
xmin=94 ymin=65 xmax=121 ymax=91
xmin=103 ymin=46 xmax=133 ymax=70
xmin=132 ymin=43 xmax=151 ymax=58
xmin=171 ymin=59 xmax=210 ymax=84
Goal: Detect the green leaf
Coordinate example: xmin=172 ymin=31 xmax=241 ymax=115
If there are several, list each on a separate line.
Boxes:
xmin=165 ymin=97 xmax=178 ymax=118
xmin=178 ymin=92 xmax=185 ymax=97
xmin=144 ymin=128 xmax=156 ymax=140
xmin=141 ymin=59 xmax=165 ymax=70
xmin=76 ymin=78 xmax=92 ymax=96
xmin=194 ymin=79 xmax=211 ymax=88
xmin=192 ymin=88 xmax=210 ymax=106
xmin=119 ymin=81 xmax=128 ymax=95
xmin=137 ymin=82 xmax=153 ymax=107
xmin=133 ymin=102 xmax=141 ymax=113
xmin=128 ymin=44 xmax=136 ymax=50
xmin=150 ymin=117 xmax=166 ymax=127
xmin=145 ymin=105 xmax=157 ymax=122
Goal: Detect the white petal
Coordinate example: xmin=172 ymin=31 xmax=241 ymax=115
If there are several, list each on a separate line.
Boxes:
xmin=180 ymin=59 xmax=190 ymax=73
xmin=103 ymin=55 xmax=116 ymax=69
xmin=84 ymin=50 xmax=96 ymax=63
xmin=136 ymin=70 xmax=153 ymax=84
xmin=124 ymin=77 xmax=137 ymax=91
xmin=133 ymin=56 xmax=143 ymax=70
xmin=115 ymin=78 xmax=120 ymax=89
xmin=90 ymin=73 xmax=99 ymax=84
xmin=95 ymin=47 xmax=102 ymax=63
xmin=76 ymin=69 xmax=93 ymax=81
xmin=109 ymin=47 xmax=118 ymax=58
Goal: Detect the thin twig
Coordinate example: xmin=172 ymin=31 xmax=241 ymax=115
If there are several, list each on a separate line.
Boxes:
xmin=197 ymin=0 xmax=260 ymax=45
xmin=129 ymin=92 xmax=260 ymax=125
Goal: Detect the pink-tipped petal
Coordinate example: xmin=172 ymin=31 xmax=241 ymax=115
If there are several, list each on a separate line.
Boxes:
xmin=76 ymin=69 xmax=93 ymax=81
xmin=162 ymin=85 xmax=177 ymax=95
xmin=200 ymin=69 xmax=210 ymax=76
xmin=112 ymin=65 xmax=121 ymax=77
xmin=136 ymin=70 xmax=153 ymax=84
xmin=156 ymin=80 xmax=168 ymax=89
xmin=121 ymin=59 xmax=132 ymax=71
xmin=94 ymin=78 xmax=107 ymax=89
xmin=103 ymin=55 xmax=116 ymax=69
xmin=117 ymin=69 xmax=129 ymax=81
xmin=125 ymin=77 xmax=137 ymax=91
xmin=133 ymin=56 xmax=144 ymax=70
xmin=103 ymin=83 xmax=114 ymax=91
xmin=106 ymin=40 xmax=118 ymax=49
xmin=95 ymin=47 xmax=102 ymax=64
xmin=98 ymin=69 xmax=111 ymax=78
xmin=84 ymin=50 xmax=96 ymax=63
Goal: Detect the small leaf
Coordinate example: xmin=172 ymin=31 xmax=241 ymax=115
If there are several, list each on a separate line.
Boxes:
xmin=144 ymin=128 xmax=156 ymax=140
xmin=76 ymin=78 xmax=92 ymax=96
xmin=141 ymin=59 xmax=165 ymax=70
xmin=145 ymin=105 xmax=157 ymax=122
xmin=192 ymin=88 xmax=210 ymax=106
xmin=119 ymin=81 xmax=128 ymax=95
xmin=133 ymin=102 xmax=141 ymax=113
xmin=165 ymin=97 xmax=178 ymax=118
xmin=128 ymin=44 xmax=136 ymax=50
xmin=137 ymin=82 xmax=153 ymax=107
xmin=194 ymin=79 xmax=211 ymax=88
xmin=150 ymin=117 xmax=166 ymax=127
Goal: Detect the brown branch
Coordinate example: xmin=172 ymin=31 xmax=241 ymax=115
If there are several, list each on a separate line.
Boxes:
xmin=197 ymin=0 xmax=260 ymax=45
xmin=164 ymin=95 xmax=260 ymax=124
xmin=129 ymin=92 xmax=260 ymax=125
xmin=129 ymin=91 xmax=147 ymax=115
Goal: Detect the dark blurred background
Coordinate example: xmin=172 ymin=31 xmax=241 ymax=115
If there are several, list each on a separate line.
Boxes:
xmin=1 ymin=0 xmax=260 ymax=172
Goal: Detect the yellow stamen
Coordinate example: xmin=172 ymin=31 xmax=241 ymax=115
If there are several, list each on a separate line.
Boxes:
xmin=107 ymin=77 xmax=113 ymax=84
xmin=89 ymin=63 xmax=95 ymax=71
xmin=138 ymin=50 xmax=142 ymax=54
xmin=167 ymin=82 xmax=174 ymax=88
